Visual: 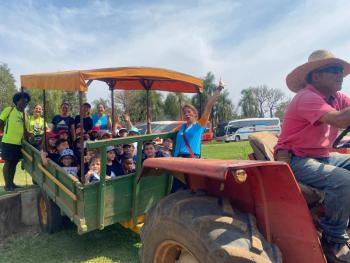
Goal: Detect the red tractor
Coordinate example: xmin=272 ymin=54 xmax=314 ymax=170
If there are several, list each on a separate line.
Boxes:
xmin=139 ymin=131 xmax=342 ymax=263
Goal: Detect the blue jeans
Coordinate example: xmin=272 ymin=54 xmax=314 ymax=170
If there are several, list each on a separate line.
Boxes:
xmin=290 ymin=153 xmax=350 ymax=243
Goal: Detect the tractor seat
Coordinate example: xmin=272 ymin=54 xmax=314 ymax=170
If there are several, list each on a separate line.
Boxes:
xmin=248 ymin=132 xmax=324 ymax=206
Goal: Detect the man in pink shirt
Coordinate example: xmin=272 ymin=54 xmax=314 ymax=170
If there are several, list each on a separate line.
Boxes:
xmin=275 ymin=50 xmax=350 ymax=262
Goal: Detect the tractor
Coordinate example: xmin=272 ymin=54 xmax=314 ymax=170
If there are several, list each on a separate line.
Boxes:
xmin=139 ymin=130 xmax=350 ymax=263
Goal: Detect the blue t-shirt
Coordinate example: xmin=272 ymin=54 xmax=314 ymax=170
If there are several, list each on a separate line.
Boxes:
xmin=174 ymin=123 xmax=205 ymax=157
xmin=92 ymin=114 xmax=109 ymax=130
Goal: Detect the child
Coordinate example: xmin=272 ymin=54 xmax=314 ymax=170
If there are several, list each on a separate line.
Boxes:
xmin=41 ymin=132 xmax=58 ymax=166
xmin=41 ymin=137 xmax=69 ymax=165
xmin=106 ymin=146 xmax=123 ymax=177
xmin=114 ymin=144 xmax=124 ymax=164
xmin=89 ymin=126 xmax=100 ymax=141
xmin=122 ymin=144 xmax=133 ymax=157
xmin=156 ymin=138 xmax=173 ymax=157
xmin=143 ymin=141 xmax=156 ymax=160
xmin=100 ymin=131 xmax=112 ymax=140
xmin=122 ymin=157 xmax=135 ymax=175
xmin=59 ymin=148 xmax=78 ymax=177
xmin=123 ymin=144 xmax=137 ymax=163
xmin=46 ymin=132 xmax=58 ymax=152
xmin=85 ymin=153 xmax=114 ymax=183
xmin=58 ymin=129 xmax=69 ymax=141
xmin=118 ymin=128 xmax=128 ymax=137
xmin=85 ymin=156 xmax=101 ymax=183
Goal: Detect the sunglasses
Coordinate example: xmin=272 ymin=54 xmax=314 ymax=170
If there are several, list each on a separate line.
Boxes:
xmin=315 ymin=66 xmax=344 ymax=75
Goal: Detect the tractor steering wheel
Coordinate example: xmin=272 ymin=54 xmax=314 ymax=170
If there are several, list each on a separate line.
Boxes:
xmin=333 ymin=127 xmax=350 ymax=148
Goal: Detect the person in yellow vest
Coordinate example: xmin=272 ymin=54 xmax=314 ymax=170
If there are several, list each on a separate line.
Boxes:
xmin=0 ymin=92 xmax=30 ymax=192
xmin=27 ymin=104 xmax=49 ymax=149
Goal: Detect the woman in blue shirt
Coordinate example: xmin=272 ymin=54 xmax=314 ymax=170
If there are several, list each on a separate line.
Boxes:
xmin=92 ymin=104 xmax=111 ymax=131
xmin=174 ymin=80 xmax=224 ymax=158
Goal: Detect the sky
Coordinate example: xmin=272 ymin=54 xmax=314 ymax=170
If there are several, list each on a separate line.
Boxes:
xmin=0 ymin=0 xmax=350 ymax=105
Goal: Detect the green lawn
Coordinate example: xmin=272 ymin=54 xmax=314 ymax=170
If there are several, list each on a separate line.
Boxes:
xmin=0 ymin=164 xmax=34 ymax=196
xmin=0 ymin=141 xmax=252 ymax=263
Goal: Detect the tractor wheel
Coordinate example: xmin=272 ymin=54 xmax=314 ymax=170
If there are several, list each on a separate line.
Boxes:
xmin=37 ymin=191 xmax=63 ymax=233
xmin=235 ymin=136 xmax=241 ymax=142
xmin=140 ymin=190 xmax=282 ymax=263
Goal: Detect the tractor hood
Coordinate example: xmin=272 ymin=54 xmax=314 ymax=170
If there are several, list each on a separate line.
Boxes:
xmin=141 ymin=157 xmax=282 ymax=180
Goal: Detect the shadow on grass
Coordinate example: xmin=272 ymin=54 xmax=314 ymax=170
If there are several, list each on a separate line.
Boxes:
xmin=0 ymin=223 xmax=141 ymax=263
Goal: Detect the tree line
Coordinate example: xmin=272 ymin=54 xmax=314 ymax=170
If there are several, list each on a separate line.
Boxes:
xmin=0 ymin=64 xmax=290 ymax=128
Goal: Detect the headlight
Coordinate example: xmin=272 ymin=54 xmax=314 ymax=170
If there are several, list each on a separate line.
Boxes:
xmin=233 ymin=169 xmax=247 ymax=184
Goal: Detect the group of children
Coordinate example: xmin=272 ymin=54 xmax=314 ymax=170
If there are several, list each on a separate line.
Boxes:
xmin=40 ymin=127 xmax=173 ymax=184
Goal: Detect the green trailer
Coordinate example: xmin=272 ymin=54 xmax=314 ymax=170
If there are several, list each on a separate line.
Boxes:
xmin=21 ymin=132 xmax=175 ymax=234
xmin=19 ymin=67 xmax=203 ymax=234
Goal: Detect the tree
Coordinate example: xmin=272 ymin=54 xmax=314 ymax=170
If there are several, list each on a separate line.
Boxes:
xmin=164 ymin=93 xmax=179 ymax=120
xmin=251 ymin=85 xmax=269 ymax=118
xmin=26 ymin=89 xmax=63 ymax=121
xmin=275 ymin=99 xmax=291 ymax=121
xmin=114 ymin=90 xmax=137 ymax=114
xmin=238 ymin=88 xmax=259 ymax=118
xmin=266 ymin=88 xmax=285 ymax=117
xmin=215 ymin=90 xmax=238 ymax=123
xmin=61 ymin=91 xmax=87 ymax=116
xmin=0 ymin=63 xmax=17 ymax=110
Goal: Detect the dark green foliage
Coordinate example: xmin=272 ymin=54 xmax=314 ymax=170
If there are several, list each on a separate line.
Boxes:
xmin=238 ymin=88 xmax=260 ymax=118
xmin=0 ymin=64 xmax=17 ymax=110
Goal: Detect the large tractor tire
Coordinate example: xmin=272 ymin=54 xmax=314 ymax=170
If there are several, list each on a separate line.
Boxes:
xmin=37 ymin=191 xmax=63 ymax=233
xmin=140 ymin=190 xmax=282 ymax=263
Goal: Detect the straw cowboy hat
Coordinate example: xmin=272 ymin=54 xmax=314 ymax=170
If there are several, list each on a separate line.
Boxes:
xmin=286 ymin=50 xmax=350 ymax=92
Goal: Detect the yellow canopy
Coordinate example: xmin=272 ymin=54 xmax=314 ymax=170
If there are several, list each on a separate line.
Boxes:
xmin=21 ymin=67 xmax=203 ymax=93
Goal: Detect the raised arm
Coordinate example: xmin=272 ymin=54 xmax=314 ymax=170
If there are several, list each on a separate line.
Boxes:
xmin=124 ymin=113 xmax=134 ymax=129
xmin=201 ymin=80 xmax=224 ymax=119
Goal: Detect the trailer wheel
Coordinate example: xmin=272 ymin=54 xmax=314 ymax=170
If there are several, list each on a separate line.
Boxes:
xmin=140 ymin=190 xmax=282 ymax=263
xmin=37 ymin=192 xmax=63 ymax=233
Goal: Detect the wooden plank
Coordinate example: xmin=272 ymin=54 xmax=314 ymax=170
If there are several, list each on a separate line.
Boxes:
xmin=98 ymin=146 xmax=107 ymax=229
xmin=86 ymin=132 xmax=176 ymax=149
xmin=21 ymin=149 xmax=33 ymax=162
xmin=38 ymin=164 xmax=77 ymax=202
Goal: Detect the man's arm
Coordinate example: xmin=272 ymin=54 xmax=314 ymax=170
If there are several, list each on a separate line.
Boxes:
xmin=320 ymin=107 xmax=350 ymax=128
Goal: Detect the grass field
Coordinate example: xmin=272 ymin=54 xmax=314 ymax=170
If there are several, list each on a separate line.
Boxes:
xmin=0 ymin=141 xmax=252 ymax=263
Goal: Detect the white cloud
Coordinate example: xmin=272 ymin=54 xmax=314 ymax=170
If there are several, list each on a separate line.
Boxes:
xmin=0 ymin=0 xmax=350 ymax=106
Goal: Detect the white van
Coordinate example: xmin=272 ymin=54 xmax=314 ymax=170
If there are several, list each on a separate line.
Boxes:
xmin=224 ymin=118 xmax=281 ymax=142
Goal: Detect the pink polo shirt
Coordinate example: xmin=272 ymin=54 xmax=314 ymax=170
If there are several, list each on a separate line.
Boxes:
xmin=275 ymin=85 xmax=350 ymax=158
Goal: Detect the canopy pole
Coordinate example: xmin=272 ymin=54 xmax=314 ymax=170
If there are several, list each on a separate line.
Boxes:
xmin=43 ymin=90 xmax=47 ymax=151
xmin=139 ymin=79 xmax=153 ymax=134
xmin=199 ymin=90 xmax=203 ymax=118
xmin=146 ymin=88 xmax=151 ymax=134
xmin=20 ymin=87 xmax=27 ymax=142
xmin=79 ymin=91 xmax=85 ymax=184
xmin=111 ymin=87 xmax=115 ymax=136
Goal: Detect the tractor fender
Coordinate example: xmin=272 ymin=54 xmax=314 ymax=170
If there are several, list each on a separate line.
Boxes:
xmin=141 ymin=158 xmax=326 ymax=263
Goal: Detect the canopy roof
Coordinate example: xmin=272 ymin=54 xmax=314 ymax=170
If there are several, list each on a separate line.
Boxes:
xmin=21 ymin=67 xmax=203 ymax=93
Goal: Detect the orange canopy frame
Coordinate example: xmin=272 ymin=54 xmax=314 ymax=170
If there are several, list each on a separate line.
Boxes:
xmin=20 ymin=67 xmax=203 ymax=93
